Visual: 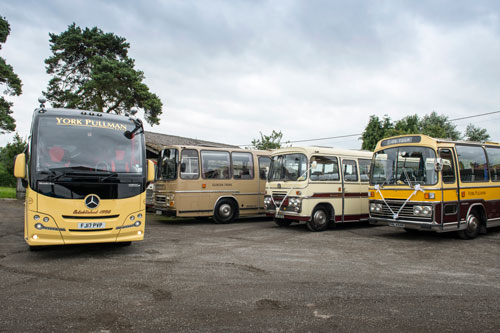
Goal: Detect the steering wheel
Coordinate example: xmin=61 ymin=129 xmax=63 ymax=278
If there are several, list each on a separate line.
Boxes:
xmin=96 ymin=161 xmax=110 ymax=171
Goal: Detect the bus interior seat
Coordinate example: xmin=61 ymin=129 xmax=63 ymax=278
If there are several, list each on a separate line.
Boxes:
xmin=49 ymin=146 xmax=65 ymax=162
xmin=460 ymin=169 xmax=472 ymax=181
xmin=473 ymin=167 xmax=486 ymax=181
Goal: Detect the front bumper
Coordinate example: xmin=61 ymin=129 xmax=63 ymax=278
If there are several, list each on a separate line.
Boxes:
xmin=265 ymin=210 xmax=310 ymax=221
xmin=154 ymin=208 xmax=176 ymax=217
xmin=370 ymin=217 xmax=446 ymax=232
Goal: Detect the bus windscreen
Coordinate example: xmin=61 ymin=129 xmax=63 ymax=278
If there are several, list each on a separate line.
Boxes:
xmin=35 ymin=116 xmax=144 ymax=175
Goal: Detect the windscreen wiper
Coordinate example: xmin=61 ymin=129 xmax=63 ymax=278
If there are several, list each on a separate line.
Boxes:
xmin=39 ymin=170 xmax=65 ymax=182
xmin=99 ymin=172 xmax=119 ymax=182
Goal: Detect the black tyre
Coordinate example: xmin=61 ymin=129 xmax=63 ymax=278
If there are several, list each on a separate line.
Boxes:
xmin=404 ymin=228 xmax=420 ymax=234
xmin=307 ymin=207 xmax=330 ymax=232
xmin=274 ymin=218 xmax=292 ymax=227
xmin=117 ymin=241 xmax=132 ymax=247
xmin=458 ymin=212 xmax=480 ymax=240
xmin=213 ymin=199 xmax=237 ymax=224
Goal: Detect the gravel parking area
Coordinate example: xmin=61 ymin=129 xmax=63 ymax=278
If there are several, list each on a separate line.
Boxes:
xmin=1 ymin=199 xmax=500 ymax=332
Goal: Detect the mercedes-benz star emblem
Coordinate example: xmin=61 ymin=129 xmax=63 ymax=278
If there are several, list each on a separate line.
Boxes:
xmin=85 ymin=195 xmax=100 ymax=209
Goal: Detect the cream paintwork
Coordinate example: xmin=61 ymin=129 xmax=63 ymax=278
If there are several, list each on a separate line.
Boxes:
xmin=266 ymin=146 xmax=372 ymax=222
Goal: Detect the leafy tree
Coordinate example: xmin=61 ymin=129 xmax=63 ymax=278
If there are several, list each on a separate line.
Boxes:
xmin=361 ymin=112 xmax=461 ymax=151
xmin=252 ymin=130 xmax=285 ymax=150
xmin=465 ymin=124 xmax=490 ymax=142
xmin=419 ymin=112 xmax=460 ymax=140
xmin=0 ymin=17 xmax=22 ymax=133
xmin=0 ymin=133 xmax=26 ymax=186
xmin=361 ymin=115 xmax=393 ymax=151
xmin=44 ymin=23 xmax=163 ymax=125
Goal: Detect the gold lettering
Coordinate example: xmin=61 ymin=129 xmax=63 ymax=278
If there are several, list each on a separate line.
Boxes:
xmin=56 ymin=117 xmax=63 ymax=124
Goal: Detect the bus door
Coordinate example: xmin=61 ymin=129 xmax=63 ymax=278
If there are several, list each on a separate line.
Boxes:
xmin=341 ymin=159 xmax=361 ymax=222
xmin=258 ymin=156 xmax=271 ymax=209
xmin=438 ymin=148 xmax=460 ymax=228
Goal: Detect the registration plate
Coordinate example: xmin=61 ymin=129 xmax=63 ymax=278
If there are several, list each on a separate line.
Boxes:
xmin=156 ymin=210 xmax=163 ymax=215
xmin=276 ymin=213 xmax=284 ymax=219
xmin=389 ymin=222 xmax=405 ymax=228
xmin=78 ymin=222 xmax=105 ymax=229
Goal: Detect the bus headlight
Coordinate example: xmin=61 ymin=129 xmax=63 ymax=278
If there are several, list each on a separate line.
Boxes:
xmin=370 ymin=203 xmax=382 ymax=213
xmin=413 ymin=205 xmax=432 ymax=217
xmin=289 ymin=198 xmax=302 ymax=212
xmin=43 ymin=217 xmax=49 ymax=223
xmin=134 ymin=221 xmax=141 ymax=227
xmin=130 ymin=215 xmax=135 ymax=221
xmin=35 ymin=223 xmax=43 ymax=230
xmin=264 ymin=196 xmax=272 ymax=209
xmin=137 ymin=213 xmax=143 ymax=219
xmin=34 ymin=215 xmax=40 ymax=221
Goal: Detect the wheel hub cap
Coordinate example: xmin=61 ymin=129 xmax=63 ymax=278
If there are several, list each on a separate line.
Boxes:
xmin=314 ymin=210 xmax=327 ymax=225
xmin=219 ymin=204 xmax=232 ymax=218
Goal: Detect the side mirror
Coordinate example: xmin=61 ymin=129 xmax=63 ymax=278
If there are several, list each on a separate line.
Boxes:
xmin=147 ymin=160 xmax=155 ymax=182
xmin=434 ymin=158 xmax=444 ymax=172
xmin=14 ymin=153 xmax=26 ymax=179
xmin=180 ymin=162 xmax=186 ymax=173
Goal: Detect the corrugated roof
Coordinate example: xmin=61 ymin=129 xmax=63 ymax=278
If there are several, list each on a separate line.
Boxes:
xmin=145 ymin=131 xmax=238 ymax=154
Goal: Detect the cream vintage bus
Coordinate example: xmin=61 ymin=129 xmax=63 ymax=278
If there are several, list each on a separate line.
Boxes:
xmin=153 ymin=145 xmax=271 ymax=223
xmin=264 ymin=147 xmax=372 ymax=231
xmin=369 ymin=134 xmax=500 ymax=239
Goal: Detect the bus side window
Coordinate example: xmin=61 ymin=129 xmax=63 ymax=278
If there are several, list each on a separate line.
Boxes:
xmin=180 ymin=149 xmax=199 ymax=179
xmin=259 ymin=157 xmax=271 ymax=180
xmin=342 ymin=159 xmax=358 ymax=182
xmin=232 ymin=152 xmax=254 ymax=180
xmin=310 ymin=156 xmax=339 ymax=181
xmin=486 ymin=147 xmax=500 ymax=182
xmin=439 ymin=149 xmax=455 ymax=184
xmin=358 ymin=159 xmax=371 ymax=182
xmin=201 ymin=150 xmax=231 ymax=180
xmin=456 ymin=145 xmax=489 ymax=182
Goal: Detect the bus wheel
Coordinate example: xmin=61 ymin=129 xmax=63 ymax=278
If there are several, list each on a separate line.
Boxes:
xmin=458 ymin=213 xmax=480 ymax=240
xmin=274 ymin=218 xmax=292 ymax=227
xmin=213 ymin=199 xmax=236 ymax=224
xmin=307 ymin=207 xmax=330 ymax=232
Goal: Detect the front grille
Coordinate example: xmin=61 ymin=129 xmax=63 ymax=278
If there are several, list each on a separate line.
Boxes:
xmin=155 ymin=195 xmax=166 ymax=204
xmin=62 ymin=215 xmax=119 ymax=220
xmin=271 ymin=195 xmax=289 ymax=207
xmin=68 ymin=228 xmax=113 ymax=232
xmin=371 ymin=200 xmax=433 ymax=222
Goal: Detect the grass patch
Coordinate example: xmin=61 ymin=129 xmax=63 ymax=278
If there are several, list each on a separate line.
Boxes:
xmin=0 ymin=187 xmax=16 ymax=199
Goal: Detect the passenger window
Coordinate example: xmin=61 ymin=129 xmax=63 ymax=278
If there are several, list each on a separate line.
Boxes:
xmin=439 ymin=149 xmax=455 ymax=184
xmin=358 ymin=159 xmax=371 ymax=182
xmin=201 ymin=151 xmax=231 ymax=179
xmin=259 ymin=157 xmax=271 ymax=180
xmin=310 ymin=156 xmax=339 ymax=181
xmin=180 ymin=149 xmax=199 ymax=179
xmin=456 ymin=145 xmax=489 ymax=182
xmin=342 ymin=159 xmax=358 ymax=182
xmin=232 ymin=152 xmax=254 ymax=179
xmin=486 ymin=147 xmax=500 ymax=182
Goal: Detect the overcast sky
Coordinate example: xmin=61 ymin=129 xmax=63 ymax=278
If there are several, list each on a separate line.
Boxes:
xmin=2 ymin=0 xmax=500 ymax=149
